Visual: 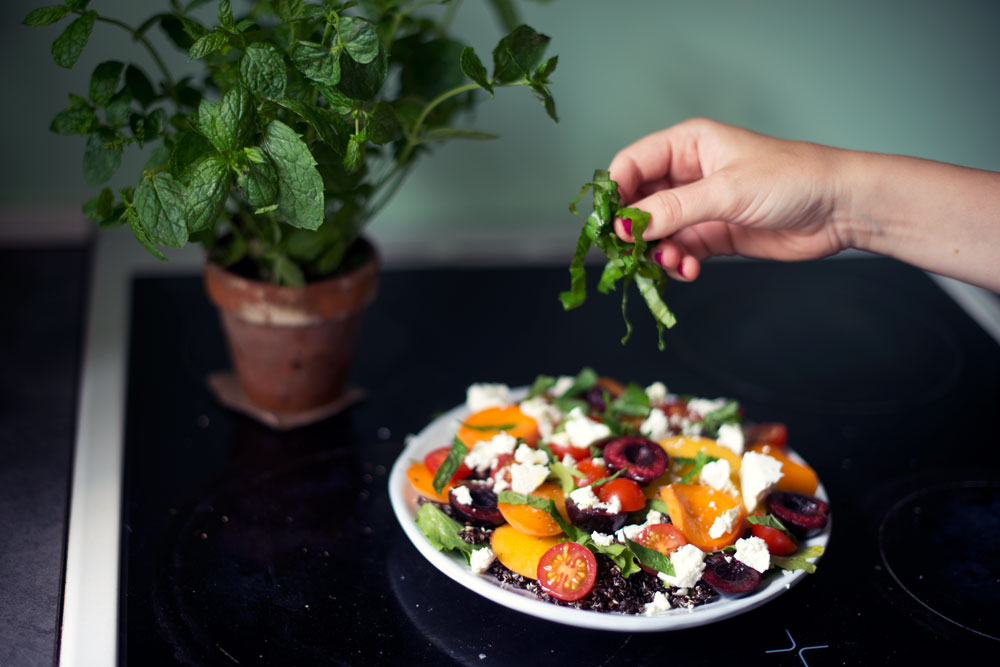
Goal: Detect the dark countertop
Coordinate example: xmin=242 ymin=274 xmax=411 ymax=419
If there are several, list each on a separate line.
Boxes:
xmin=0 ymin=245 xmax=89 ymax=667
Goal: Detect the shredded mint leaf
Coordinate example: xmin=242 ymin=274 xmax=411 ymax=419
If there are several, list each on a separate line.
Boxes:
xmin=458 ymin=421 xmax=516 ymax=432
xmin=548 ymin=460 xmax=582 ymax=494
xmin=678 ymin=450 xmax=718 ymax=484
xmin=432 ymin=437 xmax=468 ymax=495
xmin=526 ymin=374 xmax=557 ymax=398
xmin=608 ymin=382 xmax=650 ymax=418
xmin=746 ymin=513 xmax=795 ymax=540
xmin=553 ymin=397 xmax=588 ymax=414
xmin=588 ymin=468 xmax=625 ymax=488
xmin=259 ymin=120 xmax=324 ymax=230
xmin=771 ymin=545 xmax=824 ymax=574
xmin=497 ymin=490 xmax=584 ymax=541
xmin=699 ymin=400 xmax=742 ymax=435
xmin=560 ymin=367 xmax=598 ymax=398
xmin=52 ymin=10 xmax=96 ymax=68
xmin=646 ymin=498 xmax=671 ymax=517
xmin=626 ymin=538 xmax=675 ymax=577
xmin=588 ymin=540 xmax=642 ymax=578
xmin=415 ymin=503 xmax=474 ymax=563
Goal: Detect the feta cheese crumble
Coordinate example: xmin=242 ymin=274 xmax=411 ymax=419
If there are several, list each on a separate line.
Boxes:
xmin=451 ymin=485 xmax=473 ymax=506
xmin=686 ymin=397 xmax=726 ymax=418
xmin=569 ymin=485 xmax=622 ymax=514
xmin=464 ymin=433 xmax=517 ymax=474
xmin=734 ymin=536 xmax=771 ymax=573
xmin=699 ymin=458 xmax=738 ymax=497
xmin=518 ymin=396 xmax=564 ymax=439
xmin=469 ymin=546 xmax=496 ymax=575
xmin=716 ymin=422 xmax=745 ymax=456
xmin=514 ymin=443 xmax=549 ymax=466
xmin=562 ymin=407 xmax=612 ymax=449
xmin=739 ymin=450 xmax=784 ymax=513
xmin=640 ymin=408 xmax=669 ymax=441
xmin=708 ymin=507 xmax=741 ymax=539
xmin=466 ymin=383 xmax=511 ymax=412
xmin=550 ymin=375 xmax=576 ymax=397
xmin=645 ymin=381 xmax=669 ymax=405
xmin=642 ymin=591 xmax=672 ymax=615
xmin=590 ymin=531 xmax=614 ymax=547
xmin=509 ymin=462 xmax=549 ymax=494
xmin=657 ymin=544 xmax=706 ymax=588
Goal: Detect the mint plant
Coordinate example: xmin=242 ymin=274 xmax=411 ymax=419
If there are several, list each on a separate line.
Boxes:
xmin=25 ymin=0 xmax=559 ymax=284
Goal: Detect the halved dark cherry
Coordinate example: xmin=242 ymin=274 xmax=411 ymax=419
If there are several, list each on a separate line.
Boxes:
xmin=449 ymin=481 xmax=504 ymax=527
xmin=602 ymin=436 xmax=669 ymax=485
xmin=565 ymin=497 xmax=628 ymax=534
xmin=765 ymin=491 xmax=829 ymax=538
xmin=701 ymin=553 xmax=762 ymax=594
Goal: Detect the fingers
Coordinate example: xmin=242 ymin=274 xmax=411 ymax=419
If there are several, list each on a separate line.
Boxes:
xmin=609 ymin=119 xmax=712 ymax=203
xmin=615 ymin=172 xmax=741 ymax=242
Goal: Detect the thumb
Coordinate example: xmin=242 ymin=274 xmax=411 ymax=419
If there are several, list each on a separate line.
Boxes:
xmin=616 ymin=172 xmax=741 ymax=241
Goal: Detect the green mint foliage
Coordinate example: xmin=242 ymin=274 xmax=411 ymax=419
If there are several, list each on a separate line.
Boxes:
xmin=526 ymin=374 xmax=557 ymax=399
xmin=609 ymin=382 xmax=651 ymax=418
xmin=678 ymin=450 xmax=718 ymax=484
xmin=561 ymin=366 xmax=598 ymax=398
xmin=548 ymin=460 xmax=582 ymax=494
xmin=23 ymin=6 xmax=69 ymax=26
xmin=771 ymin=545 xmax=824 ymax=574
xmin=259 ymin=120 xmax=324 ymax=231
xmin=240 ymin=43 xmax=288 ymax=99
xmin=699 ymin=400 xmax=742 ymax=435
xmin=135 ymin=172 xmax=187 ymax=248
xmin=52 ymin=10 xmax=96 ymax=68
xmin=626 ymin=538 xmax=676 ymax=576
xmin=562 ymin=170 xmax=677 ymax=350
xmin=432 ymin=437 xmax=468 ymax=495
xmin=33 ymin=1 xmax=559 ymax=276
xmin=415 ymin=503 xmax=474 ymax=563
xmin=647 ymin=498 xmax=671 ymax=517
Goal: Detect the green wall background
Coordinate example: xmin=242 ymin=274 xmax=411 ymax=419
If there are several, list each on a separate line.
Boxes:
xmin=3 ymin=0 xmax=998 ymax=241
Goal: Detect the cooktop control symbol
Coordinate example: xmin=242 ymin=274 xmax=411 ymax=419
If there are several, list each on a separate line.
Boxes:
xmin=765 ymin=628 xmax=829 ymax=666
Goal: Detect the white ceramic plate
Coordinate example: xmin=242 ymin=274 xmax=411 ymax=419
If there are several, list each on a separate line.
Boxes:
xmin=387 ymin=390 xmax=830 ymax=632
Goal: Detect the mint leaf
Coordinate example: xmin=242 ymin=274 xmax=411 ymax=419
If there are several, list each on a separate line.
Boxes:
xmin=291 ymin=41 xmax=341 ymax=86
xmin=589 ymin=540 xmax=642 ymax=578
xmin=265 ymin=250 xmax=306 ymax=286
xmin=338 ymin=17 xmax=379 ymax=64
xmin=82 ymin=129 xmax=122 ymax=185
xmin=647 ymin=498 xmax=671 ymax=517
xmin=188 ymin=31 xmax=229 ymax=61
xmin=82 ymin=187 xmax=115 ymax=222
xmin=432 ymin=437 xmax=468 ymax=495
xmin=134 ymin=172 xmax=187 ymax=248
xmin=259 ymin=120 xmax=324 ymax=230
xmin=588 ymin=468 xmax=625 ymax=488
xmin=182 ymin=156 xmax=229 ymax=232
xmin=237 ymin=159 xmax=278 ymax=208
xmin=366 ymin=102 xmax=398 ymax=145
xmin=217 ymin=85 xmax=255 ymax=152
xmin=535 ymin=55 xmax=558 ymax=81
xmin=492 ymin=25 xmax=549 ymax=84
xmin=699 ymin=400 xmax=741 ymax=435
xmin=276 ymin=98 xmax=345 ymax=155
xmin=125 ymin=65 xmax=156 ymax=108
xmin=609 ymin=382 xmax=650 ymax=418
xmin=158 ymin=15 xmax=197 ymax=50
xmin=23 ymin=6 xmax=69 ymax=26
xmin=497 ymin=490 xmax=584 ymax=541
xmin=626 ymin=538 xmax=675 ymax=576
xmin=415 ymin=503 xmax=474 ymax=563
xmin=51 ymin=100 xmax=96 ymax=135
xmin=457 ymin=421 xmax=516 ymax=432
xmin=125 ymin=207 xmax=168 ymax=261
xmin=459 ymin=46 xmax=493 ymax=95
xmin=771 ymin=545 xmax=824 ymax=574
xmin=336 ymin=45 xmax=387 ymax=100
xmin=89 ymin=61 xmax=125 ymax=106
xmin=52 ymin=10 xmax=96 ymax=68
xmin=678 ymin=450 xmax=718 ymax=484
xmin=218 ymin=0 xmax=235 ymax=31
xmin=526 ymin=374 xmax=556 ymax=398
xmin=169 ymin=130 xmax=214 ymax=179
xmin=560 ymin=367 xmax=598 ymax=398
xmin=549 ymin=460 xmax=582 ymax=494
xmin=66 ymin=0 xmax=91 ymax=10
xmin=272 ymin=0 xmax=306 ymax=21
xmin=240 ymin=43 xmax=287 ymax=99
xmin=345 ymin=131 xmax=365 ymax=172
xmin=746 ymin=514 xmax=797 ymax=542
xmin=104 ymin=89 xmax=132 ymax=127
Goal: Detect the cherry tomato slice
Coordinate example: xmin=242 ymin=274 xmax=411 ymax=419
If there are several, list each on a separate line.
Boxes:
xmin=423 ymin=446 xmax=471 ymax=482
xmin=489 ymin=452 xmax=514 ymax=480
xmin=546 ymin=440 xmax=591 ymax=462
xmin=634 ymin=523 xmax=688 ymax=556
xmin=745 ymin=422 xmax=788 ymax=448
xmin=574 ymin=458 xmax=609 ymax=487
xmin=751 ymin=524 xmax=797 ymax=556
xmin=536 ymin=541 xmax=598 ymax=601
xmin=596 ymin=478 xmax=646 ymax=512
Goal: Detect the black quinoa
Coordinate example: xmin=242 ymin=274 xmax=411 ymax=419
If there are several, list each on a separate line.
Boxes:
xmin=488 ymin=554 xmax=717 ymax=614
xmin=457 ymin=525 xmax=493 ymax=546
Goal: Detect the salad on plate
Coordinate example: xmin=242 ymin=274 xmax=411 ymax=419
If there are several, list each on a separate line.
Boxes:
xmin=400 ymin=368 xmax=829 ymax=619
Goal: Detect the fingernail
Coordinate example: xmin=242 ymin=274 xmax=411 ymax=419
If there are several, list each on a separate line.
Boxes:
xmin=621 ymin=218 xmax=632 ymax=236
xmin=653 ymin=250 xmax=663 ymax=266
xmin=677 ymin=261 xmax=686 ymax=278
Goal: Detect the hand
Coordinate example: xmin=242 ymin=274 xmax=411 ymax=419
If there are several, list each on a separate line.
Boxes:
xmin=608 ymin=118 xmax=851 ymax=281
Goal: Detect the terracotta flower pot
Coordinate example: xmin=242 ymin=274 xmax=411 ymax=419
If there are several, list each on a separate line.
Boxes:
xmin=203 ymin=239 xmax=379 ymax=412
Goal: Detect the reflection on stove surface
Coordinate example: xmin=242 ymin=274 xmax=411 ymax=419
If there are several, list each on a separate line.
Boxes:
xmin=672 ymin=281 xmax=963 ymax=413
xmin=879 ymin=482 xmax=1000 ymax=642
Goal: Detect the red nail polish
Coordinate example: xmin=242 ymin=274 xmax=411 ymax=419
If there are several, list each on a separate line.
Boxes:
xmin=621 ymin=218 xmax=632 ymax=236
xmin=677 ymin=262 xmax=686 ymax=278
xmin=654 ymin=250 xmax=663 ymax=266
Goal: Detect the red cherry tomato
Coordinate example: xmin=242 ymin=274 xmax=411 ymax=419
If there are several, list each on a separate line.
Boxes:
xmin=546 ymin=440 xmax=590 ymax=462
xmin=574 ymin=458 xmax=609 ymax=487
xmin=423 ymin=446 xmax=471 ymax=482
xmin=536 ymin=541 xmax=598 ymax=601
xmin=634 ymin=523 xmax=688 ymax=556
xmin=746 ymin=422 xmax=788 ymax=448
xmin=751 ymin=524 xmax=797 ymax=556
xmin=595 ymin=478 xmax=646 ymax=512
xmin=489 ymin=452 xmax=514 ymax=480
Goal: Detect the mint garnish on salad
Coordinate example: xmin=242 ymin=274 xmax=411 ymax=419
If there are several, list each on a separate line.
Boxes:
xmin=560 ymin=169 xmax=677 ymax=349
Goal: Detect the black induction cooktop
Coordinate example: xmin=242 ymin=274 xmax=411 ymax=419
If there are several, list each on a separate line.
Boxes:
xmin=119 ymin=257 xmax=1000 ymax=666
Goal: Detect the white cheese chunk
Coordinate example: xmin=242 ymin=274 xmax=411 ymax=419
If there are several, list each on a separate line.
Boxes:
xmin=509 ymin=462 xmax=549 ymax=494
xmin=451 ymin=485 xmax=473 ymax=506
xmin=699 ymin=459 xmax=738 ymax=497
xmin=568 ymin=485 xmax=620 ymax=514
xmin=518 ymin=396 xmax=564 ymax=440
xmin=562 ymin=407 xmax=612 ymax=449
xmin=734 ymin=536 xmax=771 ymax=573
xmin=492 ymin=476 xmax=510 ymax=494
xmin=561 ymin=453 xmax=576 ymax=466
xmin=686 ymin=397 xmax=726 ymax=418
xmin=716 ymin=422 xmax=745 ymax=456
xmin=739 ymin=450 xmax=783 ymax=513
xmin=464 ymin=432 xmax=517 ymax=474
xmin=550 ymin=375 xmax=576 ymax=397
xmin=645 ymin=382 xmax=669 ymax=405
xmin=642 ymin=591 xmax=672 ymax=615
xmin=640 ymin=408 xmax=669 ymax=441
xmin=466 ymin=383 xmax=512 ymax=412
xmin=469 ymin=546 xmax=496 ymax=575
xmin=514 ymin=443 xmax=549 ymax=466
xmin=708 ymin=507 xmax=741 ymax=539
xmin=615 ymin=523 xmax=645 ymax=543
xmin=590 ymin=531 xmax=614 ymax=547
xmin=657 ymin=544 xmax=706 ymax=588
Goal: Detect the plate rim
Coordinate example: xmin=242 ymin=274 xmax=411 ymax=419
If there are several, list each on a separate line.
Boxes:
xmin=388 ymin=388 xmax=830 ymax=632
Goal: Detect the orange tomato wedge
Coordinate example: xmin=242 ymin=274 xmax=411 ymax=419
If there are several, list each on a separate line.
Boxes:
xmin=748 ymin=443 xmax=818 ymax=496
xmin=456 ymin=405 xmax=540 ymax=447
xmin=659 ymin=483 xmax=745 ymax=552
xmin=406 ymin=462 xmax=453 ymax=503
xmin=497 ymin=482 xmax=568 ymax=536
